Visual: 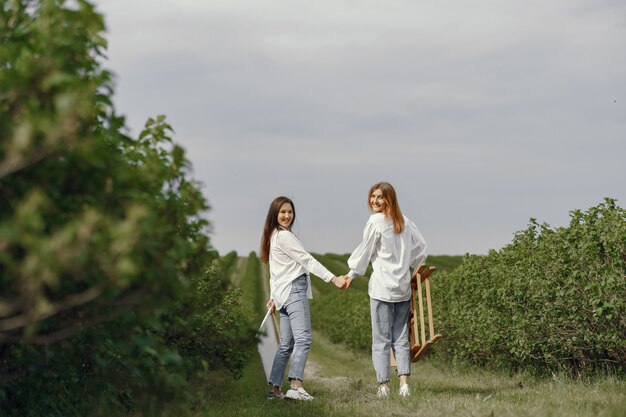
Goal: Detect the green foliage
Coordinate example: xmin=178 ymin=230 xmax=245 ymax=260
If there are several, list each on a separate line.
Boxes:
xmin=427 ymin=255 xmax=465 ymax=271
xmin=218 ymin=250 xmax=239 ymax=285
xmin=0 ymin=1 xmax=255 ymax=414
xmin=164 ymin=260 xmax=255 ymax=380
xmin=311 ymin=289 xmax=372 ymax=351
xmin=237 ymin=252 xmax=265 ymax=320
xmin=432 ymin=199 xmax=626 ymax=375
xmin=308 ymin=253 xmax=371 ymax=350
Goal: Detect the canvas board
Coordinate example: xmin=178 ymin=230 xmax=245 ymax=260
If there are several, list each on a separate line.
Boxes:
xmin=257 ymin=308 xmax=279 ymax=382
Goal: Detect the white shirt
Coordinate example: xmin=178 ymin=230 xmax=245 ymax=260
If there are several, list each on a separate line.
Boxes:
xmin=348 ymin=213 xmax=427 ymax=302
xmin=269 ymin=228 xmax=335 ymax=310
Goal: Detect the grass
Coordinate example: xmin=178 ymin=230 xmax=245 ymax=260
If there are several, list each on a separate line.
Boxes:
xmin=235 ymin=251 xmax=265 ymax=319
xmin=185 ymin=253 xmax=626 ymax=417
xmin=185 ymin=329 xmax=625 ymax=417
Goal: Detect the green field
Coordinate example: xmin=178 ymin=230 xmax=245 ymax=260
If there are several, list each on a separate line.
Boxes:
xmin=188 ymin=253 xmax=625 ymax=417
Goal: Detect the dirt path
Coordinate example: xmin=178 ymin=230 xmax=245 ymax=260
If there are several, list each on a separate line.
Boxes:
xmin=303 ymin=358 xmax=349 ymax=391
xmin=304 ymin=329 xmax=370 ymax=399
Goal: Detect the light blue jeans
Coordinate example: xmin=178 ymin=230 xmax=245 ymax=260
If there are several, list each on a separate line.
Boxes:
xmin=268 ymin=275 xmax=311 ymax=387
xmin=370 ymin=298 xmax=411 ymax=383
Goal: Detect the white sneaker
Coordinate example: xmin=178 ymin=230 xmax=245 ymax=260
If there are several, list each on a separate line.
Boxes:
xmin=399 ymin=384 xmax=410 ymax=397
xmin=285 ymin=387 xmax=314 ymax=401
xmin=377 ymin=385 xmax=390 ymax=398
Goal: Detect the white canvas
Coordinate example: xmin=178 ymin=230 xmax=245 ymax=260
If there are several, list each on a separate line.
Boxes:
xmin=257 ymin=308 xmax=279 ymax=382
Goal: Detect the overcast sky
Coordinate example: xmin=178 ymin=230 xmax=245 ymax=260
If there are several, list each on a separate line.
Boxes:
xmin=94 ymin=0 xmax=625 ymax=256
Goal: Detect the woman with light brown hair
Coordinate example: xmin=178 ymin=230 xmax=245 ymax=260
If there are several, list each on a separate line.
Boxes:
xmin=345 ymin=182 xmax=427 ymax=398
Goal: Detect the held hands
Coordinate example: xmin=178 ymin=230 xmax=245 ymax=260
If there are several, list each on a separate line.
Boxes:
xmin=331 ymin=275 xmax=351 ymax=289
xmin=266 ymin=299 xmax=275 ymax=313
xmin=344 ymin=276 xmax=353 ymax=289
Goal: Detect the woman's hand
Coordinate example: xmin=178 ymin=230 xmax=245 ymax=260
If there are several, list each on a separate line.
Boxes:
xmin=344 ymin=276 xmax=353 ymax=289
xmin=331 ymin=275 xmax=349 ymax=289
xmin=266 ymin=299 xmax=275 ymax=312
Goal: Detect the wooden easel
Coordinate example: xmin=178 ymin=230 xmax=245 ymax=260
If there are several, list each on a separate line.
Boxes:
xmin=391 ymin=264 xmax=442 ymax=365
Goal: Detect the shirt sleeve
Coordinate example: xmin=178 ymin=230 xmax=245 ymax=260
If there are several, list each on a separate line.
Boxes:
xmin=277 ymin=231 xmax=335 ymax=282
xmin=407 ymin=218 xmax=427 ymax=269
xmin=347 ymin=219 xmax=380 ymax=279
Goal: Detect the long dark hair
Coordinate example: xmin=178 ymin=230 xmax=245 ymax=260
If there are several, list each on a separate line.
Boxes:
xmin=260 ymin=196 xmax=296 ymax=263
xmin=369 ymin=182 xmax=404 ymax=233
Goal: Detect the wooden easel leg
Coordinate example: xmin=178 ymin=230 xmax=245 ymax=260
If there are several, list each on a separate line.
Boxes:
xmin=417 ymin=276 xmax=426 ymax=346
xmin=425 ymin=278 xmax=435 ymax=341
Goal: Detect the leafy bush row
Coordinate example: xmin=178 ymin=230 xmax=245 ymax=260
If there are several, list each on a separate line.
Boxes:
xmin=218 ymin=250 xmax=239 ymax=286
xmin=432 ymin=199 xmax=625 ymax=376
xmin=0 ymin=2 xmax=254 ymax=415
xmin=308 ymin=253 xmax=372 ymax=350
xmin=164 ymin=261 xmax=255 ymax=381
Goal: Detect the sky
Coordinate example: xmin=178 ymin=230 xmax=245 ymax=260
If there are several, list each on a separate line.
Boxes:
xmin=93 ymin=0 xmax=625 ymax=256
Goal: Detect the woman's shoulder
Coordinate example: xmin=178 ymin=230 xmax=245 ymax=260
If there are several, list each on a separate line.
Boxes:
xmin=367 ymin=213 xmax=390 ymax=229
xmin=368 ymin=212 xmax=386 ymax=223
xmin=273 ymin=228 xmax=298 ymax=244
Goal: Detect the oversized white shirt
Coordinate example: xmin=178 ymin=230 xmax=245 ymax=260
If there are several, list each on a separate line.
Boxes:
xmin=347 ymin=213 xmax=427 ymax=302
xmin=269 ymin=228 xmax=335 ymax=310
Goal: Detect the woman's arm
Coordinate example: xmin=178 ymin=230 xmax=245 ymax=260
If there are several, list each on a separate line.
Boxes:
xmin=347 ymin=219 xmax=379 ymax=279
xmin=277 ymin=231 xmax=336 ymax=282
xmin=407 ymin=218 xmax=427 ymax=268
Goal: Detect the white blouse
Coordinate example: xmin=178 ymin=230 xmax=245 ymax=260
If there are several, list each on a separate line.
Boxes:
xmin=269 ymin=228 xmax=335 ymax=310
xmin=347 ymin=213 xmax=427 ymax=302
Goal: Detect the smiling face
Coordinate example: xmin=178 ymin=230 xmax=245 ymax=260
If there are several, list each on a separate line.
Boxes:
xmin=369 ymin=189 xmax=387 ymax=213
xmin=277 ymin=202 xmax=294 ymax=229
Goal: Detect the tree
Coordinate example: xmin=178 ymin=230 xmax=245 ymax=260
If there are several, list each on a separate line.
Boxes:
xmin=0 ymin=1 xmax=250 ymax=414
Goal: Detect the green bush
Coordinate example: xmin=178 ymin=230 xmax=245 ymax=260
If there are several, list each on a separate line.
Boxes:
xmin=311 ymin=289 xmax=372 ymax=351
xmin=216 ymin=250 xmax=238 ymax=287
xmin=0 ymin=1 xmax=255 ymax=414
xmin=164 ymin=260 xmax=255 ymax=380
xmin=432 ymin=199 xmax=626 ymax=376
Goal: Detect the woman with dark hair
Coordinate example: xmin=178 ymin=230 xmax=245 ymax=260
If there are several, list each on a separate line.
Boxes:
xmin=260 ymin=196 xmax=348 ymax=401
xmin=346 ymin=182 xmax=427 ymax=398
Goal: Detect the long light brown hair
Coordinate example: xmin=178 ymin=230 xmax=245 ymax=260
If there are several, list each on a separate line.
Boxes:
xmin=369 ymin=182 xmax=404 ymax=233
xmin=260 ymin=196 xmax=296 ymax=263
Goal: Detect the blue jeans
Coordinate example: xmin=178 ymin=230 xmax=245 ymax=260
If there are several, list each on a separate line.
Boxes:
xmin=268 ymin=275 xmax=311 ymax=387
xmin=370 ymin=298 xmax=411 ymax=383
